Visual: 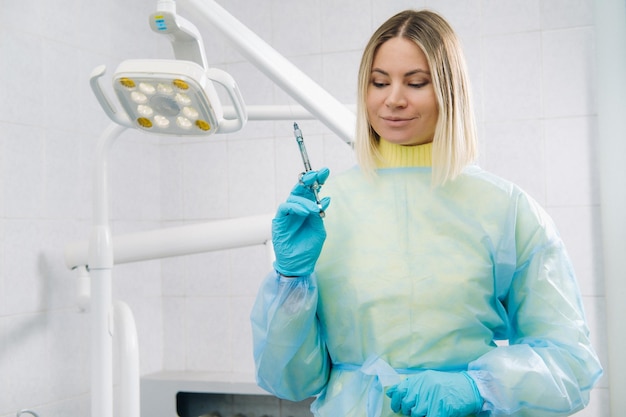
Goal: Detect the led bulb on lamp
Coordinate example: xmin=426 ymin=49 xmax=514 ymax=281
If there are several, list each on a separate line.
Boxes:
xmin=176 ymin=116 xmax=193 ymax=129
xmin=137 ymin=105 xmax=154 ymax=117
xmin=183 ymin=106 xmax=199 ymax=119
xmin=157 ymin=83 xmax=174 ymax=95
xmin=176 ymin=93 xmax=191 ymax=106
xmin=131 ymin=91 xmax=148 ymax=104
xmin=139 ymin=82 xmax=156 ymax=95
xmin=154 ymin=115 xmax=170 ymax=129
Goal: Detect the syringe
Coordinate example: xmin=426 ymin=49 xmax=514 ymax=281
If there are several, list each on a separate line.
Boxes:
xmin=293 ymin=122 xmax=325 ymax=217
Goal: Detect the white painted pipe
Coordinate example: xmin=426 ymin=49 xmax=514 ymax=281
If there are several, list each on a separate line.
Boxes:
xmin=76 ymin=265 xmax=90 ymax=312
xmin=225 ymin=104 xmax=316 ymax=121
xmin=91 ymin=267 xmax=113 ymax=417
xmin=180 ymin=0 xmax=355 ymax=145
xmin=594 ymin=0 xmax=626 ymax=414
xmin=114 ymin=301 xmax=140 ymax=417
xmin=224 ymin=104 xmax=356 ymax=122
xmin=64 ymin=214 xmax=273 ymax=270
xmin=89 ymin=123 xmax=126 ymax=417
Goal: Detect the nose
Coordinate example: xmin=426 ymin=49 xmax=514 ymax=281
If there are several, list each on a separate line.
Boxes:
xmin=385 ymin=85 xmax=407 ymax=109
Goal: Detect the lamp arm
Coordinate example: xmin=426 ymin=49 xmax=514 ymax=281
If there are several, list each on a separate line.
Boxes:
xmin=149 ymin=8 xmax=208 ymax=69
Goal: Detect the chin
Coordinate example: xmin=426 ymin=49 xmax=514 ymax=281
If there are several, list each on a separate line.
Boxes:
xmin=380 ymin=135 xmax=409 ymax=145
xmin=384 ymin=136 xmax=428 ymax=146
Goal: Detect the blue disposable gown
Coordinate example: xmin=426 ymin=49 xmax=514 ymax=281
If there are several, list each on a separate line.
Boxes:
xmin=251 ymin=166 xmax=603 ymax=417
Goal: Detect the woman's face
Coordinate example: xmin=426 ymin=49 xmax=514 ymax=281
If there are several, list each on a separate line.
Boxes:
xmin=366 ymin=36 xmax=439 ymax=146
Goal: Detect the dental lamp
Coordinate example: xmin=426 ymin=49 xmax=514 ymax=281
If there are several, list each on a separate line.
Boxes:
xmin=90 ymin=1 xmax=247 ymax=135
xmin=81 ymin=3 xmax=251 ymax=417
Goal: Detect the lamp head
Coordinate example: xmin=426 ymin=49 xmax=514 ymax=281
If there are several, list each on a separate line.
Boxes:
xmin=113 ymin=59 xmax=219 ymax=135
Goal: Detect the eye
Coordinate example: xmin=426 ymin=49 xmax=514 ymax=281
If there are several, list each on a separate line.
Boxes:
xmin=409 ymin=81 xmax=429 ymax=89
xmin=371 ymin=80 xmax=388 ymax=88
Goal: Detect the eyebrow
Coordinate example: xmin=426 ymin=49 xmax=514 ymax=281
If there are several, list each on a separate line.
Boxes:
xmin=371 ymin=68 xmax=431 ymax=76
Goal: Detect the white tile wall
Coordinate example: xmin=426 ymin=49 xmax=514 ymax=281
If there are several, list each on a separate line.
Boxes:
xmin=482 ymin=32 xmax=543 ymax=122
xmin=482 ymin=0 xmax=542 ymax=34
xmin=1 ymin=124 xmax=46 ymax=220
xmin=271 ymin=0 xmax=322 ymax=57
xmin=542 ymin=27 xmax=596 ymax=118
xmin=228 ymin=138 xmax=276 ymax=217
xmin=424 ymin=0 xmax=482 ymax=40
xmin=0 ymin=0 xmax=610 ymax=416
xmin=320 ymin=0 xmax=372 ymax=53
xmin=544 ymin=117 xmax=599 ymax=207
xmin=2 ymin=220 xmax=45 ymax=315
xmin=540 ymin=0 xmax=594 ymax=29
xmin=186 ymin=295 xmax=232 ymax=372
xmin=483 ymin=120 xmax=546 ymax=203
xmin=550 ymin=206 xmax=604 ymax=296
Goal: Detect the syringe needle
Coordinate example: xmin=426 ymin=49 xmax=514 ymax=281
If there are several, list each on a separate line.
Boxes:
xmin=293 ymin=123 xmax=312 ymax=172
xmin=293 ymin=122 xmax=325 ymax=217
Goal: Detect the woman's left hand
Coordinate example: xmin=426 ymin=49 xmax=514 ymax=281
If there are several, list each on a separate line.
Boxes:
xmin=386 ymin=370 xmax=483 ymax=417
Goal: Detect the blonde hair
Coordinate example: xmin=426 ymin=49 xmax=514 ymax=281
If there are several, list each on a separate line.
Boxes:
xmin=355 ymin=10 xmax=477 ymax=185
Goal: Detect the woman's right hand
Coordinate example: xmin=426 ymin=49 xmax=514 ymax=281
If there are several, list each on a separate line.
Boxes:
xmin=272 ymin=168 xmax=331 ymax=277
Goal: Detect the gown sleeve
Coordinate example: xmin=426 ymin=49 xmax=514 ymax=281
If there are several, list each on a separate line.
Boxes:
xmin=250 ymin=271 xmax=330 ymax=401
xmin=467 ymin=192 xmax=603 ymax=416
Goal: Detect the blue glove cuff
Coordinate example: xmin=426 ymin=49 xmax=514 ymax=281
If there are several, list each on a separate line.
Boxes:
xmin=274 ymin=267 xmax=308 ymax=279
xmin=461 ymin=371 xmax=484 ymax=413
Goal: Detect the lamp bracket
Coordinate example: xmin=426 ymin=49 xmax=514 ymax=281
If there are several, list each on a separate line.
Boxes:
xmin=149 ymin=8 xmax=208 ymax=69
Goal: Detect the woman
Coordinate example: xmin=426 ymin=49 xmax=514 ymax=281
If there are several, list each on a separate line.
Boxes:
xmin=251 ymin=9 xmax=602 ymax=417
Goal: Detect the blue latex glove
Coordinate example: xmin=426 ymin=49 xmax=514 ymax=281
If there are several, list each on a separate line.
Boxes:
xmin=386 ymin=370 xmax=483 ymax=417
xmin=272 ymin=168 xmax=331 ymax=277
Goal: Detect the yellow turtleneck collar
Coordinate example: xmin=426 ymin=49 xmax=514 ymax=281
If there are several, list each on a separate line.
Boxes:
xmin=376 ymin=138 xmax=433 ymax=168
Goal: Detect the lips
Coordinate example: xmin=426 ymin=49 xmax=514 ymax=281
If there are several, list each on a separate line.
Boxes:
xmin=381 ymin=116 xmax=414 ymax=127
